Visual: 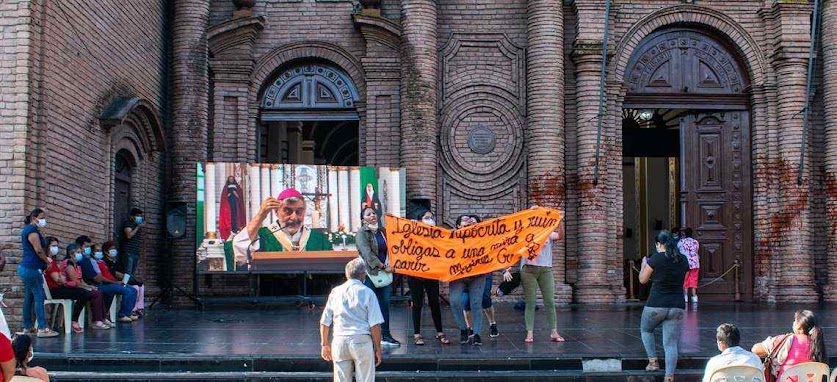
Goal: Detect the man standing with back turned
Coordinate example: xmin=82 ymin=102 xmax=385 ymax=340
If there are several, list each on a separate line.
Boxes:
xmin=320 ymin=258 xmax=383 ymax=382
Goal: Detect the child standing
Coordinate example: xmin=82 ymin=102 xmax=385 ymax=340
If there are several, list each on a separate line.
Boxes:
xmin=678 ymin=227 xmax=700 ymax=303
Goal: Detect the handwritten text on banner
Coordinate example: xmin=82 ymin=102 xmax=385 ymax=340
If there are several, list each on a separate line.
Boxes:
xmin=384 ymin=207 xmax=563 ymax=282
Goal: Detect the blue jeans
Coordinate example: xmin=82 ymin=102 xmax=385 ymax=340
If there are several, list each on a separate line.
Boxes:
xmin=363 ymin=278 xmax=392 ymax=338
xmin=126 ymin=253 xmax=140 ymax=275
xmin=17 ymin=266 xmax=47 ymax=329
xmin=449 ymin=275 xmax=486 ymax=334
xmin=462 ymin=274 xmax=493 ymax=311
xmin=98 ymin=283 xmax=138 ymax=318
xmin=640 ymin=306 xmax=685 ymax=375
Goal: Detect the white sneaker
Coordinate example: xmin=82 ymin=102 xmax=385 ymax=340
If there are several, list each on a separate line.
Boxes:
xmin=691 ymin=295 xmax=698 ymax=303
xmin=684 ymin=295 xmax=688 ymax=303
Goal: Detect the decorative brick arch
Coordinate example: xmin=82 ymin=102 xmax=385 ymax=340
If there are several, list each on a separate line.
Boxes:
xmin=611 ymin=5 xmax=767 ymax=87
xmin=251 ymin=41 xmax=366 ymax=101
xmin=101 ymin=97 xmax=166 ymax=160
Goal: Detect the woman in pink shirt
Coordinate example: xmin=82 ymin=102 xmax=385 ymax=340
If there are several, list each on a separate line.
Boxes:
xmin=752 ymin=310 xmax=827 ymax=382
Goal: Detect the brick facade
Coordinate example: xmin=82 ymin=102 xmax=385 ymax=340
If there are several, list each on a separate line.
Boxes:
xmin=2 ymin=0 xmax=836 ymax=317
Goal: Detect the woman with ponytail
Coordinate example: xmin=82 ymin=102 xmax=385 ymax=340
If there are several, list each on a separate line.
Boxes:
xmin=752 ymin=310 xmax=827 ymax=382
xmin=638 ymin=230 xmax=690 ymax=382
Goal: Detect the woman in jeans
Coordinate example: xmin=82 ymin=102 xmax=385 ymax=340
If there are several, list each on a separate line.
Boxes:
xmin=17 ymin=208 xmax=58 ymax=338
xmin=406 ymin=207 xmax=449 ymax=345
xmin=752 ymin=310 xmax=827 ymax=382
xmin=355 ymin=206 xmax=400 ymax=347
xmin=639 ymin=230 xmax=688 ymax=382
xmin=516 ymin=209 xmax=564 ymax=343
xmin=449 ymin=214 xmax=487 ymax=346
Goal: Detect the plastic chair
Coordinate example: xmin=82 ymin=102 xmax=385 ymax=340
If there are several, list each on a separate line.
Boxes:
xmin=11 ymin=376 xmax=46 ymax=382
xmin=829 ymin=367 xmax=837 ymax=382
xmin=109 ymin=294 xmax=122 ymax=322
xmin=41 ymin=274 xmax=84 ymax=334
xmin=781 ymin=362 xmax=829 ymax=382
xmin=709 ymin=365 xmax=765 ymax=382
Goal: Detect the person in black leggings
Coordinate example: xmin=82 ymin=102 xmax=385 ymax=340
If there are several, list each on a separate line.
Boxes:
xmin=407 ymin=207 xmax=450 ymax=346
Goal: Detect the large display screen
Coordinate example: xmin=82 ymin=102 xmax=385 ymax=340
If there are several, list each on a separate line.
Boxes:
xmin=196 ymin=163 xmax=406 ymax=274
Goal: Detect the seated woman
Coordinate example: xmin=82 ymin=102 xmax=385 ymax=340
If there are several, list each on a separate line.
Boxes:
xmin=43 ymin=239 xmax=91 ymax=333
xmin=78 ymin=243 xmax=137 ymax=324
xmin=102 ymin=241 xmax=144 ymax=318
xmin=11 ymin=334 xmax=49 ymax=381
xmin=59 ymin=244 xmax=110 ymax=330
xmin=752 ymin=310 xmax=827 ymax=382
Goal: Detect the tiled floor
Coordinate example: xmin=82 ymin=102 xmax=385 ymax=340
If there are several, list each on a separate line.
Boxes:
xmin=31 ymin=301 xmax=834 ymax=360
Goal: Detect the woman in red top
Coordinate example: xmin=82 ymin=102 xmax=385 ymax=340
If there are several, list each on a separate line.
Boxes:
xmin=0 ymin=333 xmax=14 ymax=382
xmin=52 ymin=243 xmax=109 ymax=330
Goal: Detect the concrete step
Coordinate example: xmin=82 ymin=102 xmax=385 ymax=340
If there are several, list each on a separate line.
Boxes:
xmin=50 ymin=369 xmax=707 ymax=382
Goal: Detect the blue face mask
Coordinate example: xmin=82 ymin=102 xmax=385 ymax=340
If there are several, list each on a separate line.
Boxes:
xmin=94 ymin=252 xmax=104 ymax=260
xmin=84 ymin=247 xmax=92 ymax=256
xmin=135 ymin=216 xmax=143 ymax=224
xmin=74 ymin=253 xmax=83 ymax=262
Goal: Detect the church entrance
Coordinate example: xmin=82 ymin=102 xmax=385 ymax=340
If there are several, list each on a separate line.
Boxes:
xmin=621 ymin=27 xmax=753 ymax=301
xmin=256 ymin=62 xmax=361 ymax=297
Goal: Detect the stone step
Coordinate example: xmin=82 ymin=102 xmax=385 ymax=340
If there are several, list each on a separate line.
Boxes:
xmin=50 ymin=369 xmax=707 ymax=382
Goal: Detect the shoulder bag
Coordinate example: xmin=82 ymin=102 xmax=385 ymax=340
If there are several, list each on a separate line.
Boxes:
xmin=763 ymin=334 xmax=792 ymax=382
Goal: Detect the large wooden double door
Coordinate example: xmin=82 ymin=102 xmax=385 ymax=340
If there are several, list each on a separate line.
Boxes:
xmin=679 ymin=111 xmax=751 ymax=300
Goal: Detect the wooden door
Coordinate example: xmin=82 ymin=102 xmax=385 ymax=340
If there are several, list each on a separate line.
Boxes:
xmin=680 ymin=111 xmax=751 ymax=300
xmin=114 ymin=152 xmax=132 ymax=240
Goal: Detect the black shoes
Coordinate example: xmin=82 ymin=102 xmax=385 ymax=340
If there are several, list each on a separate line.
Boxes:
xmin=460 ymin=329 xmax=470 ymax=344
xmin=381 ymin=336 xmax=401 ymax=347
xmin=468 ymin=333 xmax=482 ymax=346
xmin=489 ymin=323 xmax=499 ymax=338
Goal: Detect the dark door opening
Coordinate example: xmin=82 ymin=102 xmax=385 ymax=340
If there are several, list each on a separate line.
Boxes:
xmin=259 ymin=120 xmax=359 ymax=166
xmin=113 ymin=151 xmax=133 ymax=241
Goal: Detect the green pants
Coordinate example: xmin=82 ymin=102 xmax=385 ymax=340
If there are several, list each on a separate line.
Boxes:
xmin=521 ymin=264 xmax=557 ymax=331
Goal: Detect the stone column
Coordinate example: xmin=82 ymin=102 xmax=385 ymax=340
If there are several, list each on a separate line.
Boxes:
xmin=822 ymin=0 xmax=837 ymax=302
xmin=400 ymin=0 xmax=438 ymax=204
xmin=571 ymin=42 xmax=613 ymax=303
xmin=171 ymin=0 xmax=210 ymax=299
xmin=526 ymin=0 xmax=572 ymax=302
xmin=767 ymin=2 xmax=817 ymax=302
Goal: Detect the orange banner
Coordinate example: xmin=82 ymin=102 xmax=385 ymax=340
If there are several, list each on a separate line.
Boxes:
xmin=384 ymin=207 xmax=563 ymax=282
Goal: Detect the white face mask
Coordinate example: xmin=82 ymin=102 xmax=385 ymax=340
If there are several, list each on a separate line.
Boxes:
xmin=422 ymin=218 xmax=435 ymax=226
xmin=27 ymin=348 xmax=33 ymax=363
xmin=37 ymin=218 xmax=47 ymax=228
xmin=366 ymin=223 xmax=379 ymax=231
xmin=108 ymin=249 xmax=118 ymax=257
xmin=50 ymin=246 xmax=59 ymax=256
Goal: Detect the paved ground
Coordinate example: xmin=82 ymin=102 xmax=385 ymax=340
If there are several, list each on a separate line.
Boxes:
xmin=30 ymin=301 xmax=834 ymax=359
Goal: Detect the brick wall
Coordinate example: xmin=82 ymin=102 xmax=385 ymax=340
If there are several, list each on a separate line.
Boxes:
xmin=1 ymin=0 xmax=168 ymax=328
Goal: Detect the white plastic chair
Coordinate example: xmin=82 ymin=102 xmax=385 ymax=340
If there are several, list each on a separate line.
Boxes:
xmin=781 ymin=362 xmax=829 ymax=382
xmin=829 ymin=366 xmax=837 ymax=382
xmin=109 ymin=294 xmax=122 ymax=322
xmin=41 ymin=273 xmax=84 ymax=334
xmin=709 ymin=365 xmax=765 ymax=382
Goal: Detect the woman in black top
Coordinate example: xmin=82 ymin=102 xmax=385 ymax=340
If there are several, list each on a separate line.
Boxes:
xmin=639 ymin=230 xmax=689 ymax=382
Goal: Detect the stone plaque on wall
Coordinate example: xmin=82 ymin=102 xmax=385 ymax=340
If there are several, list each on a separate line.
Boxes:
xmin=467 ymin=123 xmax=496 ymax=154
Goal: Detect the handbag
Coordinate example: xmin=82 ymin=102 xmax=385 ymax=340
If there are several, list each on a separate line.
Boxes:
xmin=366 ymin=268 xmax=393 ymax=288
xmin=763 ymin=334 xmax=791 ymax=382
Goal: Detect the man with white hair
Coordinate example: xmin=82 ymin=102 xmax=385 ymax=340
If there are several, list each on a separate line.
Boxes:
xmin=320 ymin=258 xmax=384 ymax=382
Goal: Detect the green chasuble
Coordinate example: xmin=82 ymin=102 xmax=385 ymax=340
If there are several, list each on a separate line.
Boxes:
xmin=223 ymin=226 xmax=333 ymax=266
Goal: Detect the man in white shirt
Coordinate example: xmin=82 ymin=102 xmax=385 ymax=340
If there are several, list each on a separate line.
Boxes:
xmin=702 ymin=323 xmax=764 ymax=382
xmin=320 ymin=258 xmax=384 ymax=382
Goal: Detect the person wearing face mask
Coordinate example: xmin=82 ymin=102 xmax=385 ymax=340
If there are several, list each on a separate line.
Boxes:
xmin=43 ymin=239 xmax=94 ymax=333
xmin=355 ymin=206 xmax=400 ymax=347
xmin=17 ymin=208 xmax=58 ymax=338
xmin=78 ymin=239 xmax=138 ymax=324
xmin=11 ymin=334 xmax=49 ymax=381
xmin=752 ymin=310 xmax=828 ymax=382
xmin=102 ymin=241 xmax=144 ymax=318
xmin=638 ymin=230 xmax=689 ymax=382
xmin=61 ymin=244 xmax=109 ymax=330
xmin=405 ymin=206 xmax=449 ymax=346
xmin=121 ymin=208 xmax=145 ymax=276
xmin=449 ymin=214 xmax=489 ymax=346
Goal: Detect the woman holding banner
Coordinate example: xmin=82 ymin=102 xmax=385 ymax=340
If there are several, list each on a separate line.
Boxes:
xmin=356 ymin=206 xmax=401 ymax=348
xmin=517 ymin=210 xmax=565 ymax=343
xmin=449 ymin=215 xmax=487 ymax=346
xmin=407 ymin=207 xmax=449 ymax=345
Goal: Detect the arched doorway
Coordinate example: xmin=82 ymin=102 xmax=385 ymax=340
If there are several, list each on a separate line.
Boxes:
xmin=258 ymin=62 xmax=360 ymax=165
xmin=113 ymin=150 xmax=135 ymax=240
xmin=622 ymin=27 xmax=752 ymax=301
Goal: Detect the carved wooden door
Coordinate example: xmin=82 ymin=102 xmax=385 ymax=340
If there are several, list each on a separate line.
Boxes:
xmin=680 ymin=112 xmax=751 ymax=300
xmin=113 ymin=152 xmax=132 ymax=240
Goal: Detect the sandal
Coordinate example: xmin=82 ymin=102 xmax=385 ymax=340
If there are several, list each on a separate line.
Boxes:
xmin=550 ymin=333 xmax=565 ymax=342
xmin=524 ymin=335 xmax=534 ymax=343
xmin=645 ymin=359 xmax=660 ymax=372
xmin=71 ymin=322 xmax=83 ymax=334
xmin=413 ymin=335 xmax=425 ymax=346
xmin=435 ymin=333 xmax=450 ymax=345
